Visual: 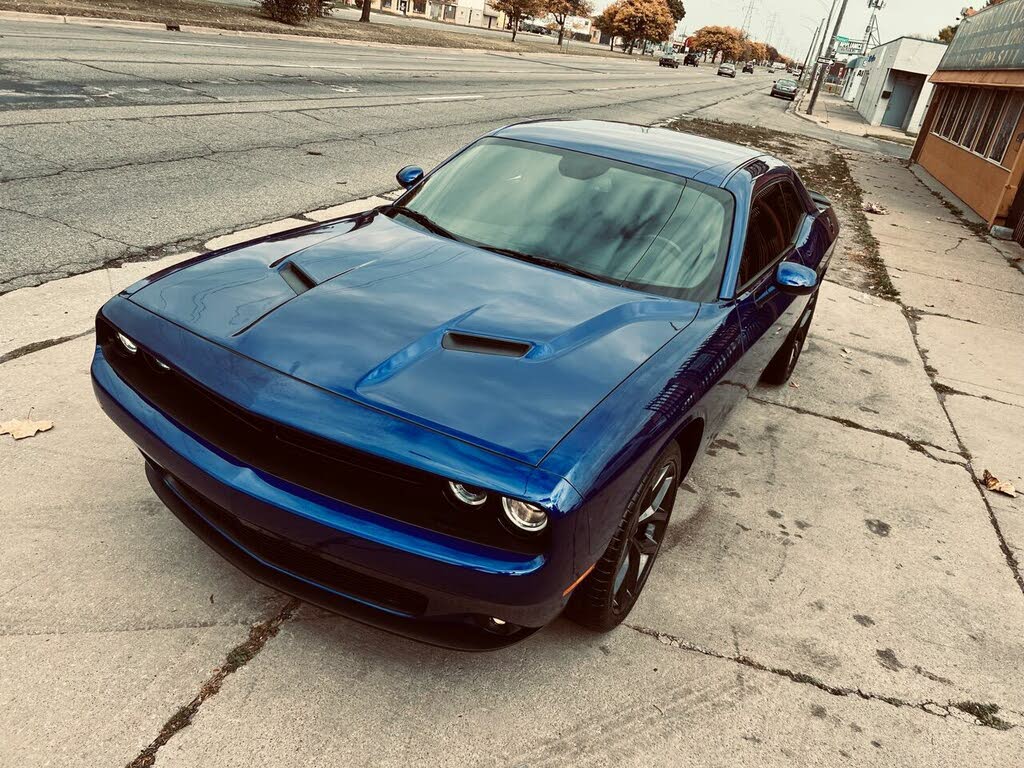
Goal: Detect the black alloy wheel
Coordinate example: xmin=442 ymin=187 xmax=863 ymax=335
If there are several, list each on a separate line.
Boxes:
xmin=761 ymin=294 xmax=817 ymax=385
xmin=567 ymin=441 xmax=682 ymax=632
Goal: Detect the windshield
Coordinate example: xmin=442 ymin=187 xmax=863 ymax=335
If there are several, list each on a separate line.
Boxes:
xmin=777 ymin=79 xmax=797 ymax=87
xmin=394 ymin=137 xmax=734 ymax=302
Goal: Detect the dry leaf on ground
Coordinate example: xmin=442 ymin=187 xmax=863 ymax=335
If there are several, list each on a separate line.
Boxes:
xmin=863 ymin=202 xmax=889 ymax=215
xmin=0 ymin=418 xmax=55 ymax=440
xmin=982 ymin=470 xmax=1017 ymax=498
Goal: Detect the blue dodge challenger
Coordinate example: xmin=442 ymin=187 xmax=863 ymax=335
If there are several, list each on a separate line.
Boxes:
xmin=92 ymin=119 xmax=838 ymax=649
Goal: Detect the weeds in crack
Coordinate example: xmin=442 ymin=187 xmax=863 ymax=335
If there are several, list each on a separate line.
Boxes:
xmin=126 ymin=598 xmax=300 ymax=768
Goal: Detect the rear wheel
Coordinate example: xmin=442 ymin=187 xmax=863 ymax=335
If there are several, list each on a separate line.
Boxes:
xmin=567 ymin=441 xmax=681 ymax=632
xmin=761 ymin=293 xmax=817 ymax=385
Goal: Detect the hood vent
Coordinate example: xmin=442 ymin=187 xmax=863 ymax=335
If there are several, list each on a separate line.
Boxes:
xmin=442 ymin=331 xmax=531 ymax=358
xmin=279 ymin=262 xmax=317 ymax=295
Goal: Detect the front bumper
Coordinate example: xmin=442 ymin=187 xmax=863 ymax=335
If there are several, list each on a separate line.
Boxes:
xmin=91 ymin=319 xmax=581 ymax=650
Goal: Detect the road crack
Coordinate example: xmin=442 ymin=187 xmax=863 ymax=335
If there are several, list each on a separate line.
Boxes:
xmin=625 ymin=623 xmax=1015 ymax=730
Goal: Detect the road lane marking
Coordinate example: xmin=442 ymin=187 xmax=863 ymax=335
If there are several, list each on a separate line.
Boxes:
xmin=416 ymin=94 xmax=482 ymax=102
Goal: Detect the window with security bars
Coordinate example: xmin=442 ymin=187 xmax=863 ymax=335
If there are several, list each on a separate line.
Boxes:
xmin=931 ymin=85 xmax=1024 ymax=168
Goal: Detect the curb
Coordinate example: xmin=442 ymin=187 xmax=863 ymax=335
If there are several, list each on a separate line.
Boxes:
xmin=0 ymin=9 xmax=636 ymax=61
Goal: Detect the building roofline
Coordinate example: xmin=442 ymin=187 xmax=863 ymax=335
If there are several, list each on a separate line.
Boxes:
xmin=874 ymin=35 xmax=948 ymax=49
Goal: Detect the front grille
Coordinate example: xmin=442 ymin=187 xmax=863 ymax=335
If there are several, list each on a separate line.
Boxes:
xmin=98 ymin=316 xmax=544 ymax=555
xmin=166 ymin=474 xmax=428 ymax=616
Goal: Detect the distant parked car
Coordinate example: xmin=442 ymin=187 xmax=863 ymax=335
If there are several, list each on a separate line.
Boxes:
xmin=683 ymin=53 xmax=700 ymax=67
xmin=742 ymin=62 xmax=755 ymax=74
xmin=718 ymin=62 xmax=737 ymax=78
xmin=771 ymin=78 xmax=799 ymax=100
xmin=659 ymin=53 xmax=680 ymax=68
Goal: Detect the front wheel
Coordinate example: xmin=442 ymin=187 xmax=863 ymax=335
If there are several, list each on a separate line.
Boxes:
xmin=566 ymin=441 xmax=682 ymax=632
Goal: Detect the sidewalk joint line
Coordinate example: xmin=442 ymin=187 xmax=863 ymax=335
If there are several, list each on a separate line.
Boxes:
xmin=0 ymin=329 xmax=92 ymax=365
xmin=126 ymin=598 xmax=300 ymax=768
xmin=747 ymin=396 xmax=966 ymax=466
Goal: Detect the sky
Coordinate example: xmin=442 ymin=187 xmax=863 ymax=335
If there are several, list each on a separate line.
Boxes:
xmin=597 ymin=0 xmax=974 ymax=61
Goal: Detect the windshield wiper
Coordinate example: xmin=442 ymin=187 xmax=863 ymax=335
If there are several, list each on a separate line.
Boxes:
xmin=478 ymin=245 xmax=610 ymax=283
xmin=381 ymin=205 xmax=462 ymax=242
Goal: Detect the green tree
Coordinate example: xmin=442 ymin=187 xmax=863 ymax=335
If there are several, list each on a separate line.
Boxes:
xmin=492 ymin=0 xmax=546 ymax=42
xmin=544 ymin=0 xmax=596 ymax=46
xmin=937 ymin=24 xmax=957 ymax=43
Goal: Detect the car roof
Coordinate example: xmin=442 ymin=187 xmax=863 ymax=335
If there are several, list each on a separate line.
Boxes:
xmin=490 ymin=119 xmax=763 ymax=186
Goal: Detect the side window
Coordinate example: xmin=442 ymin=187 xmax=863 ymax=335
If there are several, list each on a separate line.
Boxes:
xmin=738 ymin=184 xmax=788 ymax=287
xmin=779 ymin=182 xmax=807 ymax=237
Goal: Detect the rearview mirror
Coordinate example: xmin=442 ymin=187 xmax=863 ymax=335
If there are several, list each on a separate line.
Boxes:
xmin=396 ymin=165 xmax=424 ymax=189
xmin=774 ymin=262 xmax=817 ymax=296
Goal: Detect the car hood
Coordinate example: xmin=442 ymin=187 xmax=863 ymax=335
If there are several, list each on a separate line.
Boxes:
xmin=130 ymin=214 xmax=698 ymax=464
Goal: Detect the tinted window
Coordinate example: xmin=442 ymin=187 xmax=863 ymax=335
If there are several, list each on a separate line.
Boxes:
xmin=399 ymin=137 xmax=735 ymax=302
xmin=779 ymin=182 xmax=806 ymax=238
xmin=738 ymin=183 xmax=793 ymax=288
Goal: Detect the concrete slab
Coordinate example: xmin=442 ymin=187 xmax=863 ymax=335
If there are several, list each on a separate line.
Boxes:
xmin=890 ymin=269 xmax=1024 ymax=333
xmin=917 ymin=315 xmax=1024 ymax=408
xmin=754 ymin=282 xmax=958 ymax=452
xmin=303 ymin=196 xmax=390 ymax=222
xmin=0 ymin=625 xmax=251 ymax=767
xmin=158 ymin=617 xmax=1023 ymax=767
xmin=203 ymin=217 xmax=309 ymax=252
xmin=944 ymin=394 xmax=1024 ymax=492
xmin=0 ymin=252 xmax=198 ymax=359
xmin=633 ymin=399 xmax=1024 ymax=711
xmin=0 ymin=338 xmax=284 ymax=632
xmin=879 ymin=238 xmax=1024 ymax=287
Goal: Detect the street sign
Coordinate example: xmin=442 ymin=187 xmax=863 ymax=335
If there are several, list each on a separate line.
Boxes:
xmin=835 ymin=39 xmax=864 ymax=56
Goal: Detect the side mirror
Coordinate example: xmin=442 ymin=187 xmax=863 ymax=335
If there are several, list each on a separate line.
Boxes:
xmin=396 ymin=165 xmax=424 ymax=189
xmin=774 ymin=262 xmax=817 ymax=296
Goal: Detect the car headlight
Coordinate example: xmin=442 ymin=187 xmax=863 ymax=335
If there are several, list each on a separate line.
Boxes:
xmin=116 ymin=332 xmax=138 ymax=354
xmin=501 ymin=497 xmax=548 ymax=532
xmin=448 ymin=481 xmax=488 ymax=507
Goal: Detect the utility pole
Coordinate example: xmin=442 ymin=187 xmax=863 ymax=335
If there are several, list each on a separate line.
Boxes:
xmin=801 ymin=20 xmax=823 ymax=86
xmin=806 ymin=0 xmax=838 ymax=93
xmin=807 ymin=0 xmax=852 ymax=115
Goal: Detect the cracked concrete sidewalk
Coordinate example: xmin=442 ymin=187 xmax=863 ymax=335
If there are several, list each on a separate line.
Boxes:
xmin=2 ymin=167 xmax=1024 ymax=766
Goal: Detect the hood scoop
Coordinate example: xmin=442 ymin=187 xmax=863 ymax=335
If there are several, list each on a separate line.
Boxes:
xmin=278 ymin=262 xmax=317 ymax=296
xmin=441 ymin=331 xmax=531 ymax=358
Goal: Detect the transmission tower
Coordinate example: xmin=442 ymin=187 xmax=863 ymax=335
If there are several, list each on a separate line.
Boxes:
xmin=765 ymin=12 xmax=778 ymax=45
xmin=863 ymin=0 xmax=884 ymax=53
xmin=740 ymin=0 xmax=757 ymax=36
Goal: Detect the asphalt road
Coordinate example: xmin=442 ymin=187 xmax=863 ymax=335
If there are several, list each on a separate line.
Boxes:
xmin=0 ymin=18 xmax=778 ymax=293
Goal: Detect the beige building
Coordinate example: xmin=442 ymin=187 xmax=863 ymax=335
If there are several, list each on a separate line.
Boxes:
xmin=345 ymin=0 xmax=502 ymax=29
xmin=911 ymin=0 xmax=1024 ymax=243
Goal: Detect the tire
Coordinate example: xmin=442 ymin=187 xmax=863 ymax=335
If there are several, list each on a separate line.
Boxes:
xmin=567 ymin=441 xmax=682 ymax=632
xmin=761 ymin=293 xmax=817 ymax=385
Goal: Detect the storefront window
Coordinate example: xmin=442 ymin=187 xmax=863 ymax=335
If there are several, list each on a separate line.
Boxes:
xmin=932 ymin=86 xmax=1024 ymax=169
xmin=973 ymin=91 xmax=1006 ymax=154
xmin=989 ymin=93 xmax=1024 ymax=166
xmin=443 ymin=4 xmax=456 ymax=19
xmin=413 ymin=0 xmax=426 ymax=12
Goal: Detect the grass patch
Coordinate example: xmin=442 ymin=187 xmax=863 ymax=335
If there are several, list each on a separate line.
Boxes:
xmin=0 ymin=0 xmax=634 ymax=57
